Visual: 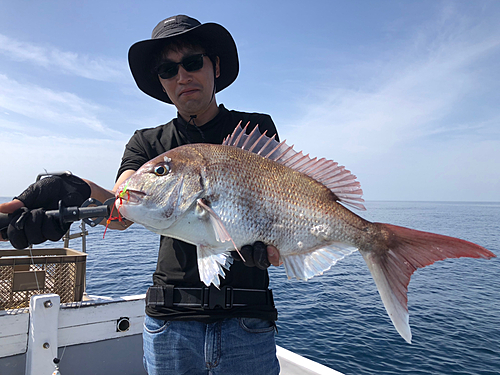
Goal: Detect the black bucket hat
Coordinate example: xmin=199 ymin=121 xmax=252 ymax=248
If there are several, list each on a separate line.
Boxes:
xmin=128 ymin=15 xmax=239 ymax=104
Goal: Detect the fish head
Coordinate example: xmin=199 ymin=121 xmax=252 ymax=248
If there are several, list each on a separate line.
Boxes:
xmin=116 ymin=146 xmax=206 ymax=232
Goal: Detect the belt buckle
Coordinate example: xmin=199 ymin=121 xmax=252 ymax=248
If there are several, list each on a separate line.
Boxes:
xmin=203 ymin=286 xmax=233 ymax=309
xmin=146 ymin=285 xmax=165 ymax=307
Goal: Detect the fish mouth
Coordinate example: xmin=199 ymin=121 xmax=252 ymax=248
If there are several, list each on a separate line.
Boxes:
xmin=116 ymin=189 xmax=147 ymax=205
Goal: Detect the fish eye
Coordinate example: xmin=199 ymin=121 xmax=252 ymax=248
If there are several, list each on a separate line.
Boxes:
xmin=153 ymin=164 xmax=169 ymax=176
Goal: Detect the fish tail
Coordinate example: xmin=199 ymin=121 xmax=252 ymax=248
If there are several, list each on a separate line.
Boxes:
xmin=359 ymin=222 xmax=496 ymax=343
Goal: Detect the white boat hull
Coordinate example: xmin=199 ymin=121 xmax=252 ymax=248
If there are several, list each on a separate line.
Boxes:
xmin=0 ymin=294 xmax=343 ymax=375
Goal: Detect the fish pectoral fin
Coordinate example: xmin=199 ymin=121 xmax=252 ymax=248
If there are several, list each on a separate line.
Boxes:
xmin=196 ymin=199 xmax=246 ymax=262
xmin=196 ymin=198 xmax=232 ymax=243
xmin=197 ymin=245 xmax=233 ymax=288
xmin=281 ymin=244 xmax=357 ymax=281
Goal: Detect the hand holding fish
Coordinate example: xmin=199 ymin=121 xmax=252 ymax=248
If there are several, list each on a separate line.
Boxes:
xmin=116 ymin=123 xmax=496 ymax=343
xmin=232 ymin=242 xmax=281 ymax=268
xmin=267 ymin=245 xmax=281 ymax=267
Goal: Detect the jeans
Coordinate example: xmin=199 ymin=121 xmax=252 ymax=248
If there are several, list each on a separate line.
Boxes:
xmin=143 ymin=316 xmax=280 ymax=375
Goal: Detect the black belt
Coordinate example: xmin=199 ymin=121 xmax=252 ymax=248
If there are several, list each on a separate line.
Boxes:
xmin=146 ymin=285 xmax=274 ymax=310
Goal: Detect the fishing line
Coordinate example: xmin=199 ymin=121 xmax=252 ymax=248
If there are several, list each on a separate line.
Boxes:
xmin=103 ymin=188 xmax=128 ymax=238
xmin=17 ymin=186 xmax=58 ymax=364
xmin=25 ymin=242 xmax=63 ymax=372
xmin=17 ymin=176 xmax=126 ymax=370
xmin=57 ymin=218 xmax=101 ymax=366
xmin=27 ymin=248 xmax=41 ymax=294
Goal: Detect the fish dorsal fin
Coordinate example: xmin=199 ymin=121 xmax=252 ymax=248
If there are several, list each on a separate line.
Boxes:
xmin=223 ymin=123 xmax=366 ymax=210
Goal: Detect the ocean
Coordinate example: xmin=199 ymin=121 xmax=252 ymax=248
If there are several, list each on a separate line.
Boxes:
xmin=1 ymin=200 xmax=499 ymax=374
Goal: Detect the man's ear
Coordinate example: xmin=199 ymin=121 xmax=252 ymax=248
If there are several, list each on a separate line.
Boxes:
xmin=215 ymin=56 xmax=221 ymax=79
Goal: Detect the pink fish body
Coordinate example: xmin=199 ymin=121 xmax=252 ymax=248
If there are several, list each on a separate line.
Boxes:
xmin=117 ymin=124 xmax=495 ymax=343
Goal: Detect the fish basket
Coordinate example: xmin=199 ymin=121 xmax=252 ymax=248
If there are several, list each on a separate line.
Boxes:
xmin=0 ymin=248 xmax=86 ymax=310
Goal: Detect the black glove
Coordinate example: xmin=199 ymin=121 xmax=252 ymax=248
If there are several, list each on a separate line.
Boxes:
xmin=5 ymin=174 xmax=91 ymax=249
xmin=231 ymin=241 xmax=271 ymax=270
xmin=6 ymin=208 xmax=71 ymax=249
xmin=16 ymin=174 xmax=91 ymax=210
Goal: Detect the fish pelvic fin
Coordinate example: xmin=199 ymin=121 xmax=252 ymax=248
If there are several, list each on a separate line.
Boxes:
xmin=281 ymin=244 xmax=358 ymax=280
xmin=197 ymin=245 xmax=233 ymax=288
xmin=360 ymin=223 xmax=496 ymax=344
xmin=223 ymin=123 xmax=365 ymax=211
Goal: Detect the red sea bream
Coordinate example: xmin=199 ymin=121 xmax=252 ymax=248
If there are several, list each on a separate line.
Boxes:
xmin=116 ymin=124 xmax=496 ymax=343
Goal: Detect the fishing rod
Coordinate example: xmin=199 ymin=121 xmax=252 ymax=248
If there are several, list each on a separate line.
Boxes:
xmin=0 ymin=198 xmax=116 ymax=240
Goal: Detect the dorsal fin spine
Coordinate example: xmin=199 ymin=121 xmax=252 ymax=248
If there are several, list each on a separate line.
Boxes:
xmin=288 ymin=154 xmax=311 ymax=169
xmin=224 ymin=124 xmax=365 ymax=210
xmin=226 ymin=121 xmax=243 ymax=145
xmin=233 ymin=122 xmax=248 ymax=146
xmin=257 ymin=135 xmax=276 ymax=156
xmin=285 ymin=152 xmax=306 ymax=166
xmin=248 ymin=131 xmax=268 ymax=153
xmin=304 ymin=159 xmax=329 ymax=175
xmin=323 ymin=173 xmax=354 ymax=184
xmin=272 ymin=143 xmax=295 ymax=162
xmin=264 ymin=140 xmax=287 ymax=159
xmin=297 ymin=157 xmax=318 ymax=172
xmin=241 ymin=124 xmax=260 ymax=149
xmin=314 ymin=168 xmax=344 ymax=181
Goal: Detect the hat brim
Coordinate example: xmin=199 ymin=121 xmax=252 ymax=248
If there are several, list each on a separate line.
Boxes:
xmin=128 ymin=23 xmax=238 ymax=104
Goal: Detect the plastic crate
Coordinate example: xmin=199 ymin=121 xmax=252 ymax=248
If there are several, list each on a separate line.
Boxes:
xmin=0 ymin=248 xmax=87 ymax=310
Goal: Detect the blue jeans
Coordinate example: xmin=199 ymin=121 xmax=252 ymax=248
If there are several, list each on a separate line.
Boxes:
xmin=143 ymin=316 xmax=280 ymax=375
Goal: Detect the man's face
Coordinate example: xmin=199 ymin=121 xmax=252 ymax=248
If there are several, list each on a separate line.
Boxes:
xmin=158 ymin=46 xmax=220 ymax=118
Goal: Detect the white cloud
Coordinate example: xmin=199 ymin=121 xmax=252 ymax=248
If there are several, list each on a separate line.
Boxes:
xmin=0 ymin=34 xmax=128 ymax=82
xmin=0 ymin=133 xmax=126 ymax=197
xmin=287 ymin=27 xmax=498 ymax=155
xmin=279 ymin=5 xmax=500 ymax=201
xmin=0 ymin=74 xmax=126 ymax=138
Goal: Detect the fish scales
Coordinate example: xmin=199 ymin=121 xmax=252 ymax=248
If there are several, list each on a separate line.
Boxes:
xmin=117 ymin=123 xmax=496 ymax=344
xmin=200 ymin=143 xmax=357 ymax=254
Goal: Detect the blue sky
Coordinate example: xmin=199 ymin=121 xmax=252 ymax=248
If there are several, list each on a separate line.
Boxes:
xmin=0 ymin=0 xmax=499 ymax=201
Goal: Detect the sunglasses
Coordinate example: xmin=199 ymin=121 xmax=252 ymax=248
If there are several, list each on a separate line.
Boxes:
xmin=156 ymin=53 xmax=208 ymax=79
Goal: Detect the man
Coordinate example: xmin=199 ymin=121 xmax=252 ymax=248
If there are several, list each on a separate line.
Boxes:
xmin=0 ymin=15 xmax=281 ymax=374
